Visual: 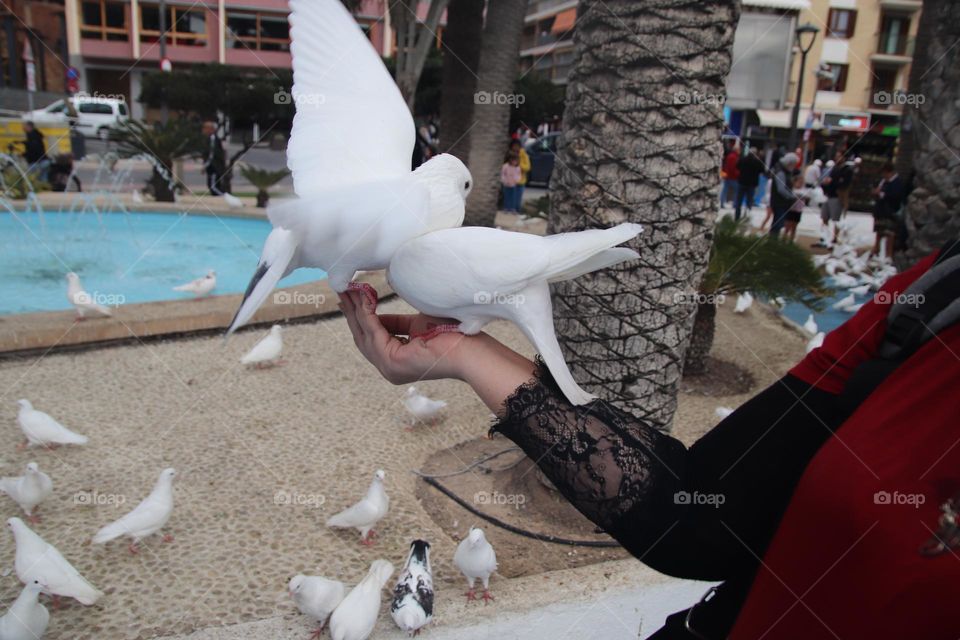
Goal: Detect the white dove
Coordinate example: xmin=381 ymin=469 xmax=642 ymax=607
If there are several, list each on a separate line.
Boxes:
xmin=65 ymin=272 xmax=111 ymax=319
xmin=289 ymin=574 xmax=346 ymax=639
xmin=16 ymin=399 xmax=88 ymax=448
xmin=326 ymin=469 xmax=389 ymax=546
xmin=226 ymin=0 xmax=472 ymax=335
xmin=328 ymin=559 xmax=394 ymax=640
xmin=223 ymin=192 xmax=245 ymax=208
xmin=733 ymin=292 xmax=753 ymax=313
xmin=454 ymin=527 xmax=498 ymax=603
xmin=848 ymin=284 xmax=871 ymax=296
xmin=240 ymin=325 xmax=284 ymax=368
xmin=402 ymin=386 xmax=446 ymax=427
xmin=0 ymin=463 xmax=53 ymax=522
xmin=391 ymin=539 xmax=434 ymax=637
xmin=386 ymin=224 xmax=643 ymax=406
xmin=842 ymin=302 xmax=865 ymax=314
xmin=832 ymin=293 xmax=856 ymax=311
xmin=173 ymin=270 xmax=216 ymax=298
xmin=91 ymin=468 xmax=176 ymax=554
xmin=8 ymin=517 xmax=103 ymax=605
xmin=806 ymin=331 xmax=825 ymax=354
xmin=0 ymin=580 xmax=49 ymax=640
xmin=132 ymin=189 xmax=144 ymax=204
xmin=832 ymin=273 xmax=859 ymax=289
xmin=802 ymin=314 xmax=818 ymax=336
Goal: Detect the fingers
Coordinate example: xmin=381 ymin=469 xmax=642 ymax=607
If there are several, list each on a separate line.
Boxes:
xmin=338 ymin=291 xmax=365 ymax=341
xmin=353 ymin=291 xmax=392 ymax=351
xmin=379 ymin=314 xmax=414 ymax=336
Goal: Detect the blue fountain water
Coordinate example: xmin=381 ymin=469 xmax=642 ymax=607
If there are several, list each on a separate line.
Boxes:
xmin=0 ymin=210 xmax=325 ymax=315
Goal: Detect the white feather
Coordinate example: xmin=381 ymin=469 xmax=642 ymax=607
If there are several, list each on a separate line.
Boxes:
xmin=173 ymin=270 xmax=216 ymax=297
xmin=0 ymin=582 xmax=49 ymax=640
xmin=453 ymin=528 xmax=497 ymax=592
xmin=0 ymin=463 xmax=52 ymax=517
xmin=8 ymin=517 xmax=103 ymax=605
xmin=92 ymin=468 xmax=176 ymax=545
xmin=326 ymin=470 xmax=389 ymax=542
xmin=328 ymin=559 xmax=394 ymax=640
xmin=16 ymin=400 xmax=88 ymax=447
xmin=241 ymin=325 xmax=284 ymax=366
xmin=65 ymin=272 xmax=111 ymax=318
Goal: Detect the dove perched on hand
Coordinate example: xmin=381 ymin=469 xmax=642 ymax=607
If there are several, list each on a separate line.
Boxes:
xmin=0 ymin=580 xmax=49 ymax=640
xmin=173 ymin=270 xmax=216 ymax=298
xmin=226 ymin=0 xmax=472 ymax=335
xmin=326 ymin=469 xmax=389 ymax=546
xmin=8 ymin=518 xmax=104 ymax=605
xmin=454 ymin=527 xmax=497 ymax=603
xmin=386 ymin=224 xmax=643 ymax=406
xmin=91 ymin=468 xmax=176 ymax=554
xmin=65 ymin=272 xmax=111 ymax=319
xmin=329 ymin=559 xmax=394 ymax=640
xmin=402 ymin=387 xmax=446 ymax=427
xmin=391 ymin=540 xmax=434 ymax=636
xmin=16 ymin=399 xmax=88 ymax=448
xmin=240 ymin=325 xmax=284 ymax=368
xmin=0 ymin=463 xmax=52 ymax=522
xmin=289 ymin=574 xmax=345 ymax=638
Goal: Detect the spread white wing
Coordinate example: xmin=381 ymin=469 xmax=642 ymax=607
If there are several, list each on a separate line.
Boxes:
xmin=286 ymin=0 xmax=414 ymax=196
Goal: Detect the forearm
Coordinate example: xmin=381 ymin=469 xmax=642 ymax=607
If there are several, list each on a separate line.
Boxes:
xmin=456 ymin=334 xmax=537 ymax=414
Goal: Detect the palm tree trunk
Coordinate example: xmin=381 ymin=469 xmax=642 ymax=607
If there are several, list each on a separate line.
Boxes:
xmin=463 ymin=0 xmax=528 ymax=227
xmin=548 ymin=0 xmax=740 ymax=430
xmin=391 ymin=0 xmax=450 ymax=111
xmin=899 ymin=0 xmax=960 ymax=265
xmin=683 ymin=302 xmax=717 ymax=376
xmin=438 ymin=0 xmax=484 ymax=162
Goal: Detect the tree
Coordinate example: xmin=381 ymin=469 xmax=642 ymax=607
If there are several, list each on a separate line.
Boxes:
xmin=897 ymin=0 xmax=960 ymax=265
xmin=510 ymin=73 xmax=566 ymax=135
xmin=462 ymin=0 xmax=529 ymax=227
xmin=110 ymin=119 xmax=203 ymax=202
xmin=548 ymin=0 xmax=740 ymax=430
xmin=390 ymin=0 xmax=450 ymax=110
xmin=683 ymin=218 xmax=828 ymax=375
xmin=238 ymin=164 xmax=290 ymax=208
xmin=438 ymin=0 xmax=484 ymax=161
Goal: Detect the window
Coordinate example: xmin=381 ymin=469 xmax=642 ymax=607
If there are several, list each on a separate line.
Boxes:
xmin=871 ymin=65 xmax=900 ymax=108
xmin=80 ymin=0 xmax=128 ymax=41
xmin=140 ymin=4 xmax=207 ymax=47
xmin=827 ymin=9 xmax=857 ymax=38
xmin=879 ymin=14 xmax=910 ymax=55
xmin=818 ymin=63 xmax=849 ymax=92
xmin=78 ymin=102 xmax=114 ymax=115
xmin=226 ymin=11 xmax=290 ymax=51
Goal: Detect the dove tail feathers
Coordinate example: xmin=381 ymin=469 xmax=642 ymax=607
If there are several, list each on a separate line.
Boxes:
xmin=91 ymin=520 xmax=126 ymax=545
xmin=227 ymin=228 xmax=298 ymax=335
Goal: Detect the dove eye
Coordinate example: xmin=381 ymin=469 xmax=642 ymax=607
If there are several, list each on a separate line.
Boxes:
xmin=464 ymin=181 xmax=470 ymax=190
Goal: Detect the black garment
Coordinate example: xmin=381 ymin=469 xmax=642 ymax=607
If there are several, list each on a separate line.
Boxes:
xmin=491 ymin=361 xmax=847 ymax=636
xmin=874 ymin=174 xmax=905 ymax=218
xmin=823 ymin=163 xmax=852 ymax=198
xmin=23 ymin=129 xmax=46 ymax=165
xmin=736 ymin=153 xmax=765 ymax=187
xmin=203 ymin=133 xmax=226 ymax=173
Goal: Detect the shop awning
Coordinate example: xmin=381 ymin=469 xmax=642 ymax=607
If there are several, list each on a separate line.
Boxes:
xmin=742 ymin=0 xmax=811 ymax=9
xmin=551 ymin=8 xmax=576 ymax=33
xmin=756 ymin=108 xmax=823 ymax=130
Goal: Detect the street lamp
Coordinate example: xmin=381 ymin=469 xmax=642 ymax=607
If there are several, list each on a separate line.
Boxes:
xmin=788 ymin=22 xmax=820 ymax=153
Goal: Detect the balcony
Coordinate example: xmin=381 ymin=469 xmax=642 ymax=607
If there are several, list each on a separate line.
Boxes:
xmin=872 ymin=35 xmax=913 ymax=64
xmin=879 ymin=0 xmax=922 ymax=11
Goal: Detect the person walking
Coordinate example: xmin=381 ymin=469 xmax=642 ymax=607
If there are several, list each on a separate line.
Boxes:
xmin=499 ymin=153 xmax=522 ymax=213
xmin=201 ymin=120 xmax=226 ymax=196
xmin=734 ymin=146 xmax=764 ymax=221
xmin=804 ymin=158 xmax=822 ymax=188
xmin=769 ymin=152 xmax=801 ymax=236
xmin=720 ymin=143 xmax=740 ymax=207
xmin=509 ymin=139 xmax=531 ymax=213
xmin=21 ymin=121 xmax=50 ymax=182
xmin=871 ymin=162 xmax=905 ymax=258
xmin=819 ymin=151 xmax=852 ymax=245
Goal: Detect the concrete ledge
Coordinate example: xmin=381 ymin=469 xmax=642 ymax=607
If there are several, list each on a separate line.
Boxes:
xmin=0 ymin=272 xmax=390 ymax=356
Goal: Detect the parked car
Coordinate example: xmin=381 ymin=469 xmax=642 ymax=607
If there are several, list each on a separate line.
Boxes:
xmin=23 ymin=95 xmax=129 ymax=140
xmin=524 ymin=132 xmax=560 ymax=187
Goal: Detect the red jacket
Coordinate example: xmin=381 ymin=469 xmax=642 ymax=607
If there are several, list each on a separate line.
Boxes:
xmin=722 ymin=151 xmax=740 ymax=180
xmin=732 ymin=254 xmax=959 ymax=639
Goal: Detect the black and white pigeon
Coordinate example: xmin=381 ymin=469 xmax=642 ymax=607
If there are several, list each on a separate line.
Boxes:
xmin=390 ymin=540 xmax=434 ymax=636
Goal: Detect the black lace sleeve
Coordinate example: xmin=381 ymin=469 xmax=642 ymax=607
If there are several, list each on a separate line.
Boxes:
xmin=489 ymin=358 xmax=688 ymax=556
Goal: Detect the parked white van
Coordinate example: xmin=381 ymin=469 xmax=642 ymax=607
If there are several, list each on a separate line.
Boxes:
xmin=24 ymin=95 xmax=129 ymax=140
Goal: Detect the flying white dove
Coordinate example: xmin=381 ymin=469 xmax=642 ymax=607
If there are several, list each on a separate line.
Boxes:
xmin=328 ymin=559 xmax=394 ymax=640
xmin=802 ymin=314 xmax=818 ymax=336
xmin=91 ymin=468 xmax=176 ymax=554
xmin=454 ymin=527 xmax=498 ymax=603
xmin=223 ymin=192 xmax=245 ymax=208
xmin=173 ymin=270 xmax=216 ymax=298
xmin=387 ymin=224 xmax=643 ymax=406
xmin=240 ymin=324 xmax=284 ymax=368
xmin=806 ymin=331 xmax=825 ymax=354
xmin=8 ymin=517 xmax=103 ymax=605
xmin=391 ymin=539 xmax=434 ymax=636
xmin=226 ymin=0 xmax=472 ymax=335
xmin=0 ymin=462 xmax=53 ymax=522
xmin=326 ymin=470 xmax=389 ymax=546
xmin=65 ymin=272 xmax=111 ymax=319
xmin=0 ymin=580 xmax=49 ymax=640
xmin=733 ymin=292 xmax=753 ymax=313
xmin=16 ymin=400 xmax=88 ymax=448
xmin=289 ymin=574 xmax=346 ymax=639
xmin=714 ymin=407 xmax=734 ymax=420
xmin=402 ymin=387 xmax=446 ymax=427
xmin=832 ymin=293 xmax=856 ymax=311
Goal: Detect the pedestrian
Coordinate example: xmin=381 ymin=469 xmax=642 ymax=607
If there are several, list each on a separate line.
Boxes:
xmin=720 ymin=142 xmax=740 ymax=207
xmin=839 ymin=156 xmax=860 ymax=215
xmin=769 ymin=152 xmax=801 ymax=236
xmin=508 ymin=139 xmax=531 ymax=213
xmin=804 ymin=159 xmax=822 ymax=188
xmin=734 ymin=145 xmax=764 ymax=221
xmin=784 ymin=170 xmax=805 ymax=242
xmin=21 ymin=121 xmax=50 ymax=182
xmin=500 ymin=152 xmax=522 ymax=213
xmin=818 ymin=151 xmax=852 ymax=245
xmin=202 ymin=120 xmax=226 ymax=196
xmin=871 ymin=162 xmax=905 ymax=258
